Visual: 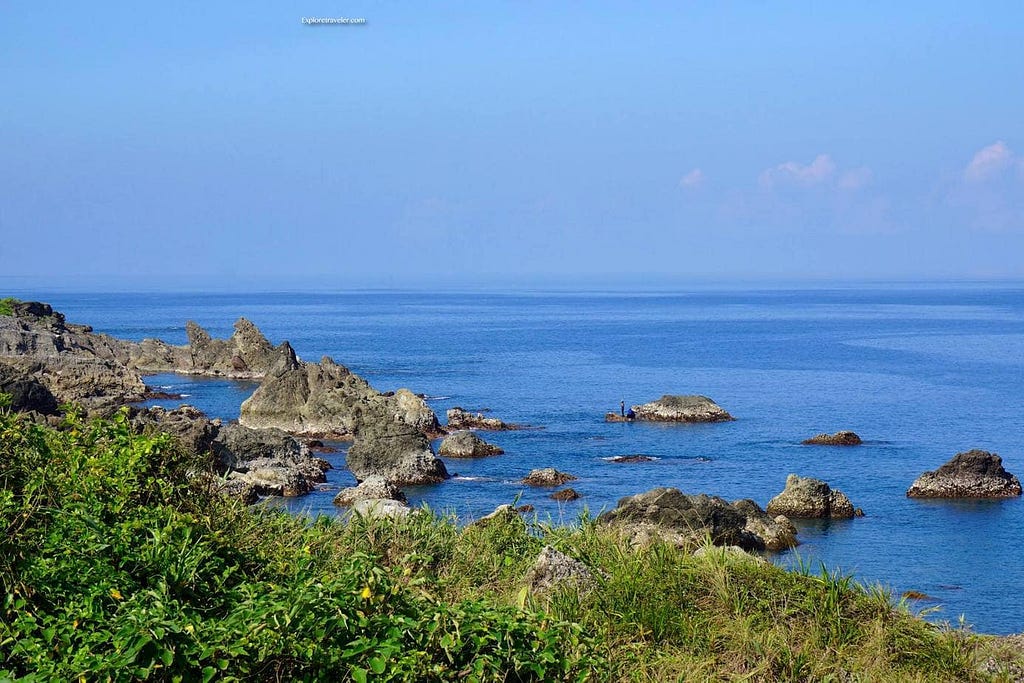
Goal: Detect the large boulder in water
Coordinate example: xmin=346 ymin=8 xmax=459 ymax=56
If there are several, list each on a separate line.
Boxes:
xmin=630 ymin=395 xmax=734 ymax=423
xmin=767 ymin=474 xmax=861 ymax=519
xmin=446 ymin=407 xmax=520 ymax=431
xmin=597 ymin=487 xmax=797 ymax=552
xmin=333 ymin=476 xmax=408 ymax=507
xmin=802 ymin=431 xmax=862 ymax=446
xmin=907 ymin=450 xmax=1022 ymax=499
xmin=438 ymin=430 xmax=504 ymax=457
xmin=344 ymin=407 xmax=449 ymax=486
xmin=522 ymin=468 xmax=576 ymax=487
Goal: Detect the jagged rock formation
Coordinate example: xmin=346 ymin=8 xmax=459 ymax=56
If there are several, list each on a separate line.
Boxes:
xmin=524 ymin=546 xmax=596 ymax=594
xmin=802 ymin=431 xmax=862 ymax=446
xmin=522 ymin=468 xmax=576 ymax=487
xmin=630 ymin=395 xmax=734 ymax=423
xmin=766 ymin=474 xmax=861 ymax=519
xmin=129 ymin=405 xmax=330 ymax=497
xmin=238 ymin=347 xmax=440 ymax=440
xmin=446 ymin=407 xmax=520 ymax=431
xmin=437 ymin=430 xmax=504 ymax=457
xmin=129 ymin=318 xmax=287 ymax=379
xmin=343 ymin=405 xmax=449 ymax=486
xmin=597 ymin=487 xmax=797 ymax=552
xmin=907 ymin=450 xmax=1022 ymax=499
xmin=333 ymin=476 xmax=408 ymax=507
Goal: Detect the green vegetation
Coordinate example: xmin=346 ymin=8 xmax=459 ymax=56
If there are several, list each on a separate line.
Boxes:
xmin=0 ymin=298 xmax=17 ymax=316
xmin=0 ymin=404 xmax=1017 ymax=681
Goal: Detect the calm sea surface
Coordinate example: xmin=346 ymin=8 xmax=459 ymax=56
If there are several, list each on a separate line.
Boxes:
xmin=16 ymin=286 xmax=1024 ymax=634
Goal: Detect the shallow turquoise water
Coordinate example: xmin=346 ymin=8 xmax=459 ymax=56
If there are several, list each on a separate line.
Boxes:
xmin=18 ymin=286 xmax=1024 ymax=634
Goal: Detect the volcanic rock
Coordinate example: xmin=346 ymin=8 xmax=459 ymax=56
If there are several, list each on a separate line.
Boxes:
xmin=446 ymin=407 xmax=520 ymax=431
xmin=344 ymin=406 xmax=449 ymax=486
xmin=802 ymin=431 xmax=863 ymax=446
xmin=550 ymin=488 xmax=581 ymax=501
xmin=630 ymin=395 xmax=734 ymax=423
xmin=907 ymin=450 xmax=1022 ymax=499
xmin=333 ymin=476 xmax=408 ymax=507
xmin=522 ymin=468 xmax=577 ymax=487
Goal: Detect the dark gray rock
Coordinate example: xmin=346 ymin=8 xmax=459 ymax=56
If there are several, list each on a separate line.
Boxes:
xmin=630 ymin=395 xmax=734 ymax=423
xmin=344 ymin=407 xmax=449 ymax=485
xmin=446 ymin=407 xmax=520 ymax=431
xmin=907 ymin=450 xmax=1022 ymax=499
xmin=550 ymin=488 xmax=581 ymax=501
xmin=802 ymin=431 xmax=862 ymax=446
xmin=0 ymin=361 xmax=59 ymax=414
xmin=522 ymin=468 xmax=576 ymax=487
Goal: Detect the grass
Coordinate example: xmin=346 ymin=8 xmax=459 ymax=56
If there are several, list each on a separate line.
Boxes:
xmin=0 ymin=298 xmax=16 ymax=316
xmin=0 ymin=402 xmax=1020 ymax=681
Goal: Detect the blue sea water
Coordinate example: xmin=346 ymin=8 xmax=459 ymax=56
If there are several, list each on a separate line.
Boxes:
xmin=15 ymin=285 xmax=1024 ymax=634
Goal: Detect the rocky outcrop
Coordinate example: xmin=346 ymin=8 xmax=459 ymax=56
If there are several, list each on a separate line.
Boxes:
xmin=0 ymin=303 xmax=146 ymax=408
xmin=437 ymin=430 xmax=504 ymax=458
xmin=766 ymin=474 xmax=861 ymax=519
xmin=349 ymin=498 xmax=411 ymax=519
xmin=446 ymin=407 xmax=520 ymax=431
xmin=239 ymin=348 xmax=440 ymax=440
xmin=630 ymin=395 xmax=734 ymax=423
xmin=522 ymin=468 xmax=577 ymax=487
xmin=524 ymin=546 xmax=596 ymax=594
xmin=0 ymin=361 xmax=59 ymax=414
xmin=344 ymin=406 xmax=449 ymax=486
xmin=333 ymin=476 xmax=408 ymax=507
xmin=597 ymin=487 xmax=797 ymax=552
xmin=129 ymin=405 xmax=331 ymax=497
xmin=907 ymin=450 xmax=1022 ymax=499
xmin=129 ymin=318 xmax=286 ymax=379
xmin=550 ymin=488 xmax=581 ymax=501
xmin=604 ymin=413 xmax=632 ymax=423
xmin=802 ymin=431 xmax=862 ymax=446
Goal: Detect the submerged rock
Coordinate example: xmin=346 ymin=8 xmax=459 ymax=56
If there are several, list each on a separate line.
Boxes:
xmin=766 ymin=474 xmax=861 ymax=519
xmin=522 ymin=468 xmax=577 ymax=487
xmin=607 ymin=455 xmax=656 ymax=464
xmin=907 ymin=450 xmax=1022 ymax=499
xmin=333 ymin=476 xmax=408 ymax=507
xmin=597 ymin=487 xmax=797 ymax=552
xmin=446 ymin=407 xmax=520 ymax=431
xmin=437 ymin=430 xmax=504 ymax=457
xmin=550 ymin=488 xmax=581 ymax=502
xmin=630 ymin=395 xmax=734 ymax=423
xmin=524 ymin=546 xmax=596 ymax=594
xmin=802 ymin=431 xmax=863 ymax=446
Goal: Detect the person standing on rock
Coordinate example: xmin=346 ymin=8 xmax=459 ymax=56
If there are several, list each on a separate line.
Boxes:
xmin=620 ymin=400 xmax=625 ymax=417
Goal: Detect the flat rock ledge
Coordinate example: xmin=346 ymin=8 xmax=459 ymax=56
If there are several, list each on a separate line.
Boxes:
xmin=333 ymin=476 xmax=408 ymax=507
xmin=630 ymin=395 xmax=735 ymax=423
xmin=767 ymin=474 xmax=862 ymax=519
xmin=802 ymin=430 xmax=862 ymax=446
xmin=446 ymin=407 xmax=521 ymax=431
xmin=522 ymin=468 xmax=577 ymax=487
xmin=437 ymin=430 xmax=504 ymax=457
xmin=597 ymin=487 xmax=797 ymax=552
xmin=907 ymin=449 xmax=1022 ymax=499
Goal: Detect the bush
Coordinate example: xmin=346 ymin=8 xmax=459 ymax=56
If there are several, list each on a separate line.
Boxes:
xmin=0 ymin=298 xmax=16 ymax=316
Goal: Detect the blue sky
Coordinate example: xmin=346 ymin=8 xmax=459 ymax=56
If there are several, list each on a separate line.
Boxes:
xmin=2 ymin=2 xmax=1023 ymax=288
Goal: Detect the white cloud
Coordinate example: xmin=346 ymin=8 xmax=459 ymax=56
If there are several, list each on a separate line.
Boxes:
xmin=758 ymin=154 xmax=836 ymax=189
xmin=963 ymin=141 xmax=1017 ymax=183
xmin=679 ymin=168 xmax=705 ymax=188
xmin=838 ymin=167 xmax=873 ymax=190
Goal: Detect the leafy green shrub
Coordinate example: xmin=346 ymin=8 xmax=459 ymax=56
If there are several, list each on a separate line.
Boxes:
xmin=0 ymin=298 xmax=16 ymax=316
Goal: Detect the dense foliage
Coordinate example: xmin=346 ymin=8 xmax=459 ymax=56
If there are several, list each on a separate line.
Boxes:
xmin=0 ymin=403 xmax=1013 ymax=681
xmin=0 ymin=298 xmax=17 ymax=317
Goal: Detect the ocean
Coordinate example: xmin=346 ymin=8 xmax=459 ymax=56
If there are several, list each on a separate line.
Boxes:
xmin=16 ymin=285 xmax=1024 ymax=634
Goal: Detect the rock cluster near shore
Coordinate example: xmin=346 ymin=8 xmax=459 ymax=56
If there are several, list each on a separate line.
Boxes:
xmin=131 ymin=318 xmax=287 ymax=379
xmin=802 ymin=431 xmax=862 ymax=446
xmin=907 ymin=450 xmax=1022 ymax=499
xmin=597 ymin=487 xmax=797 ymax=552
xmin=767 ymin=474 xmax=862 ymax=519
xmin=344 ymin=404 xmax=449 ymax=486
xmin=630 ymin=395 xmax=735 ymax=423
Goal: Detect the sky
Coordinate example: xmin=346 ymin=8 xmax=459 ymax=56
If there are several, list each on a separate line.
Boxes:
xmin=1 ymin=1 xmax=1023 ymax=289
